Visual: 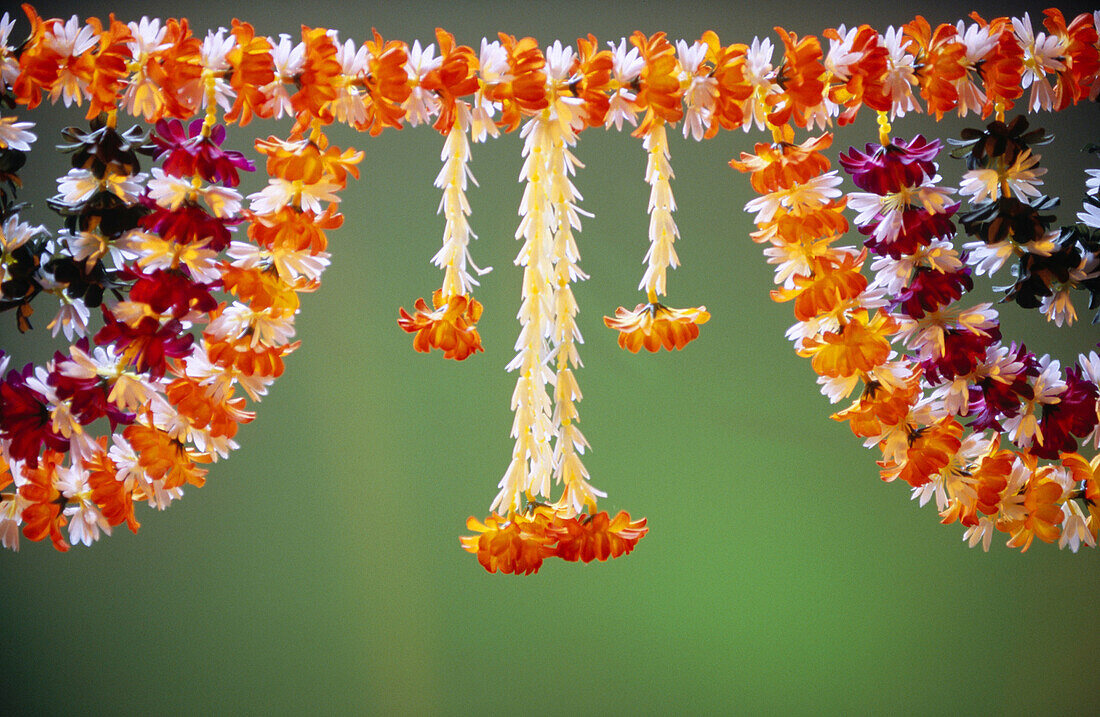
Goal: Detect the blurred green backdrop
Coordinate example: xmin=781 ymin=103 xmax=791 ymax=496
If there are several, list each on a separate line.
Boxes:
xmin=2 ymin=0 xmax=1098 ymax=714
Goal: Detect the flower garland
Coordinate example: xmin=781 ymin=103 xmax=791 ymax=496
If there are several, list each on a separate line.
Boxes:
xmin=1 ymin=6 xmax=1099 ymax=564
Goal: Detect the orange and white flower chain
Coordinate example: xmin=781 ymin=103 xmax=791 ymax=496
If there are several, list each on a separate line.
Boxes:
xmin=0 ymin=7 xmax=1098 ymax=566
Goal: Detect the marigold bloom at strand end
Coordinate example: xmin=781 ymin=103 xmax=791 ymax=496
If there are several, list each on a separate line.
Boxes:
xmin=460 ymin=510 xmax=560 ymax=575
xmin=554 ymin=511 xmax=649 ymax=563
xmin=397 ymin=289 xmax=483 ymax=360
xmin=604 ymin=302 xmax=710 ymax=353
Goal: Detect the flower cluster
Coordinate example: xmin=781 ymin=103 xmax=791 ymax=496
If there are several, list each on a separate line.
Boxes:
xmin=4 ymin=6 xmax=1100 ymax=564
xmin=462 ymin=41 xmax=648 ymax=572
xmin=951 ymin=116 xmax=1100 ymax=324
xmin=0 ymin=5 xmax=360 ymax=550
xmin=734 ymin=127 xmax=1099 ymax=552
xmin=461 ymin=506 xmax=647 ymax=575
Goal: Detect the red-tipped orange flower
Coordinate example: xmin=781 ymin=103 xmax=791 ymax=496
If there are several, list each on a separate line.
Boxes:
xmin=398 ymin=289 xmax=484 ymax=360
xmin=554 ymin=511 xmax=648 ymax=563
xmin=460 ymin=509 xmax=561 ymax=575
xmin=604 ymin=302 xmax=710 ymax=353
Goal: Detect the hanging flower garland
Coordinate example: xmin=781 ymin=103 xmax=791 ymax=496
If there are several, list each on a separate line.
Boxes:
xmin=1 ymin=6 xmax=1098 ymax=565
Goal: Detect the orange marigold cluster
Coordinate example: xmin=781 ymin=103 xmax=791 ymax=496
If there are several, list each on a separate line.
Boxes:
xmin=461 ymin=507 xmax=648 ymax=575
xmin=397 ymin=290 xmax=484 ymax=361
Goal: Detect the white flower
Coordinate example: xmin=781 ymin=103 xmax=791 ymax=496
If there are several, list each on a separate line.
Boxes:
xmin=605 ymin=38 xmax=643 ymax=130
xmin=47 ymin=294 xmax=90 ymax=341
xmin=1058 ymin=500 xmax=1095 ymax=552
xmin=881 ymin=26 xmax=921 ymax=119
xmin=262 ymin=34 xmax=306 ymax=119
xmin=1078 ymin=202 xmax=1100 ymax=229
xmin=959 ymin=150 xmax=1046 ymax=202
xmin=402 ymin=40 xmax=441 ymax=127
xmin=247 ymin=177 xmax=341 ymax=215
xmin=0 ymin=491 xmax=28 ymax=551
xmin=1013 ymin=12 xmax=1066 ymax=111
xmin=57 ymin=462 xmax=112 ymax=547
xmin=744 ymin=172 xmax=844 ymax=224
xmin=0 ymin=116 xmax=35 ymax=151
xmin=46 ymin=15 xmax=97 ymax=107
xmin=0 ymin=12 xmax=20 ymax=87
xmin=1004 ymin=355 xmax=1067 ymax=448
xmin=127 ymin=16 xmax=170 ymax=59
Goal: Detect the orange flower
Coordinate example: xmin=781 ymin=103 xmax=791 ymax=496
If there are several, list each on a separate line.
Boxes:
xmin=291 ymin=26 xmax=342 ymax=128
xmin=165 ymin=375 xmax=254 ymax=441
xmin=226 ymin=20 xmax=275 ymax=126
xmin=603 ymin=302 xmax=709 ymax=353
xmin=767 ymin=28 xmax=826 ymax=129
xmin=749 ymin=201 xmax=850 ymax=246
xmin=775 ymin=251 xmax=868 ymax=322
xmin=553 ymin=511 xmax=648 ymax=563
xmin=220 ymin=265 xmax=302 ymax=314
xmin=85 ymin=16 xmax=134 ymax=120
xmin=205 ymin=335 xmax=298 ymax=379
xmin=629 ymin=31 xmax=683 ymax=135
xmin=574 ymin=34 xmax=614 ymax=128
xmin=832 ymin=375 xmax=922 ymax=439
xmin=730 ymin=134 xmax=833 ymax=194
xmin=825 ymin=25 xmax=891 ymax=124
xmin=18 ymin=450 xmax=69 ymax=552
xmin=461 ymin=509 xmax=561 ymax=575
xmin=799 ymin=310 xmax=898 ymax=379
xmin=157 ymin=18 xmax=204 ymax=119
xmin=422 ymin=28 xmax=480 ymax=134
xmin=490 ymin=34 xmax=548 ymax=132
xmin=360 ymin=29 xmax=411 ymax=135
xmin=971 ymin=14 xmax=1024 ymax=116
xmin=123 ymin=424 xmax=210 ymax=491
xmin=11 ymin=5 xmax=60 ymax=109
xmin=880 ymin=417 xmax=964 ymax=488
xmin=703 ymin=32 xmax=752 ymax=135
xmin=903 ymin=17 xmax=965 ymax=118
xmin=85 ymin=440 xmax=140 ymax=533
xmin=1006 ymin=475 xmax=1065 ymax=551
xmin=398 ymin=289 xmax=484 ymax=360
xmin=1042 ymin=9 xmax=1100 ymax=110
xmin=254 ymin=135 xmax=363 ymax=185
xmin=247 ymin=205 xmax=342 ymax=254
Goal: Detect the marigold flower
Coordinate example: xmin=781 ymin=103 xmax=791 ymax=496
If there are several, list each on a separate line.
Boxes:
xmin=903 ymin=17 xmax=965 ymax=118
xmin=767 ymin=28 xmax=825 ymax=129
xmin=460 ymin=509 xmax=561 ymax=575
xmin=1005 ymin=475 xmax=1064 ymax=551
xmin=225 ymin=20 xmax=275 ymax=126
xmin=880 ymin=417 xmax=964 ymax=488
xmin=553 ymin=511 xmax=648 ymax=563
xmin=421 ymin=29 xmax=480 ymax=134
xmin=603 ymin=302 xmax=709 ymax=353
xmin=798 ymin=310 xmax=898 ymax=379
xmin=629 ymin=31 xmax=683 ymax=135
xmin=18 ymin=450 xmax=69 ymax=552
xmin=123 ymin=423 xmax=209 ymax=491
xmin=84 ymin=16 xmax=134 ymax=120
xmin=730 ymin=134 xmax=833 ymax=194
xmin=397 ymin=289 xmax=484 ymax=360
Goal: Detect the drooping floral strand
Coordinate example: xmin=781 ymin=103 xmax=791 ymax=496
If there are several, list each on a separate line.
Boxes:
xmin=539 ymin=41 xmax=605 ymax=517
xmin=605 ymin=33 xmax=709 ymax=353
xmin=462 ymin=42 xmax=647 ymax=574
xmin=397 ymin=121 xmax=486 ymax=360
xmin=492 ymin=113 xmax=557 ymax=513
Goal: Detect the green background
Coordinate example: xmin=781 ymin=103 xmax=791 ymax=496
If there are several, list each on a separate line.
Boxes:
xmin=2 ymin=0 xmax=1097 ymax=714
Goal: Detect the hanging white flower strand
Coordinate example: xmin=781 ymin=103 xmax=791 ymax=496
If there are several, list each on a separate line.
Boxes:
xmin=492 ymin=107 xmax=558 ymax=513
xmin=542 ymin=41 xmax=605 ymax=517
xmin=604 ymin=32 xmax=710 ymax=353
